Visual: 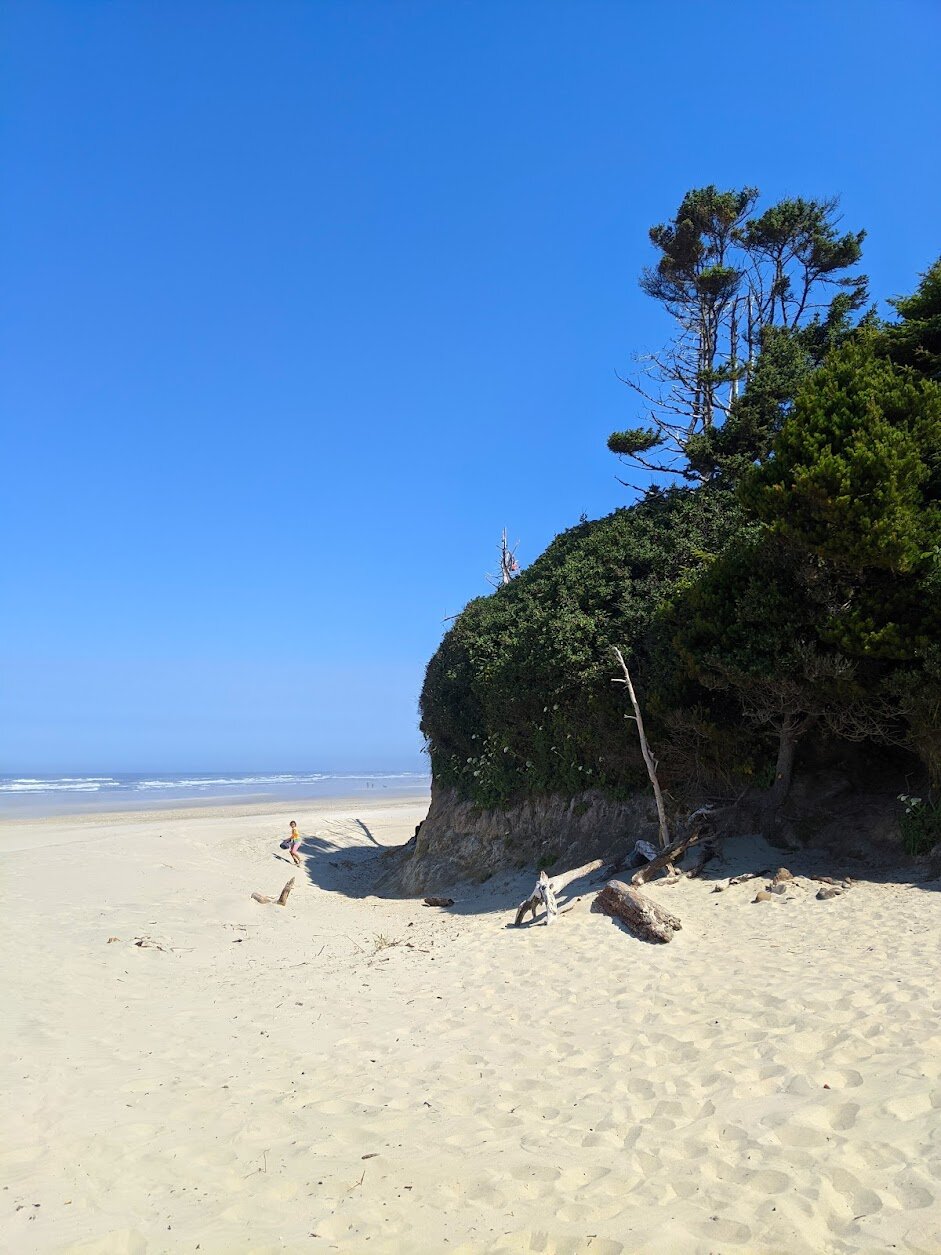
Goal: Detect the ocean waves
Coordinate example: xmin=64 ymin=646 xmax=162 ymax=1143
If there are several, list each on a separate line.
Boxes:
xmin=0 ymin=777 xmax=119 ymax=793
xmin=0 ymin=771 xmax=429 ymax=797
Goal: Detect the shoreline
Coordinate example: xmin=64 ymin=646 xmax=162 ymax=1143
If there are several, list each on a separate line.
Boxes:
xmin=0 ymin=789 xmax=431 ymax=831
xmin=0 ymin=792 xmax=430 ymax=859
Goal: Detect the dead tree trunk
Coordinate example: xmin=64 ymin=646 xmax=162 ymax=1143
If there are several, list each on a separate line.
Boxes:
xmin=488 ymin=529 xmax=521 ymax=588
xmin=612 ymin=647 xmax=670 ymax=848
xmin=592 ymin=880 xmax=681 ymax=943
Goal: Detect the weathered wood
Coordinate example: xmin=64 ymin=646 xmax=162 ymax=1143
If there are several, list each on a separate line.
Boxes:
xmin=550 ymin=858 xmax=606 ymax=894
xmin=599 ymin=840 xmax=659 ymax=882
xmin=631 ymin=830 xmax=699 ymax=886
xmin=612 ymin=648 xmax=670 ymax=849
xmin=541 ymin=870 xmax=558 ymax=924
xmin=514 ymin=894 xmax=539 ymax=926
xmin=423 ymin=896 xmax=455 ymax=908
xmin=631 ymin=808 xmax=720 ymax=885
xmin=512 ymin=847 xmax=678 ymax=929
xmin=252 ymin=876 xmax=295 ymax=906
xmin=592 ymin=880 xmax=682 ymax=943
xmin=513 ymin=869 xmax=558 ymax=926
xmin=685 ymin=842 xmax=717 ymax=879
xmin=727 ymin=869 xmax=771 ymax=886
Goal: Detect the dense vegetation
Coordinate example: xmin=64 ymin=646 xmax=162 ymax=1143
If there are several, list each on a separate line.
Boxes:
xmin=420 ymin=188 xmax=940 ymax=847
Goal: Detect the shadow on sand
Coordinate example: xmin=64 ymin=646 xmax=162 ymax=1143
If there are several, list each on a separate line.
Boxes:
xmin=282 ymin=811 xmax=940 ymax=926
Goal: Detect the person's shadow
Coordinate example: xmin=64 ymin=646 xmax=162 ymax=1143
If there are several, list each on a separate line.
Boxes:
xmin=259 ymin=814 xmax=421 ymax=899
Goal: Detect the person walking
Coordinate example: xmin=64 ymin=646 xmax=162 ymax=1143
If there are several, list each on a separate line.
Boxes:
xmin=281 ymin=819 xmax=302 ymax=867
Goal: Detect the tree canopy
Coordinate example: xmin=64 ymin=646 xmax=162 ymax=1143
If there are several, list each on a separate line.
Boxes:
xmin=422 ymin=192 xmax=940 ymax=818
xmin=607 ymin=185 xmax=867 ymax=483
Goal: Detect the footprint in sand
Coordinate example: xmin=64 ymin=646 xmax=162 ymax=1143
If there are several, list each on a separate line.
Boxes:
xmin=749 ymin=1167 xmax=792 ymax=1194
xmin=828 ymin=1066 xmax=864 ymax=1088
xmin=888 ymin=1172 xmax=935 ymax=1210
xmin=580 ymin=1130 xmax=622 ymax=1149
xmin=774 ymin=1122 xmax=829 ymax=1150
xmin=828 ymin=1100 xmax=860 ymax=1131
xmin=824 ymin=1165 xmax=883 ymax=1219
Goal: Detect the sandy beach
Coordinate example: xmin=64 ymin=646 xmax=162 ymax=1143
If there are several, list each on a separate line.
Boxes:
xmin=2 ymin=796 xmax=940 ymax=1254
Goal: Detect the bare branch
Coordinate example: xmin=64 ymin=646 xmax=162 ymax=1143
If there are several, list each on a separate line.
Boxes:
xmin=612 ymin=648 xmax=670 ymax=849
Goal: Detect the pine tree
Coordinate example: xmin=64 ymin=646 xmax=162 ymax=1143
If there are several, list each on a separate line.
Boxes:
xmin=880 ymin=256 xmax=941 ymax=381
xmin=608 ymin=187 xmax=867 ymax=482
xmin=743 ymin=337 xmax=941 ymax=576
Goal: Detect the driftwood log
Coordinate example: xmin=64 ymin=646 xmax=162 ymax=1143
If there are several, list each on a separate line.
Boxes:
xmin=515 ymin=869 xmax=558 ymax=926
xmin=685 ymin=842 xmax=717 ymax=879
xmin=630 ymin=809 xmax=718 ymax=886
xmin=551 ymin=858 xmax=606 ymax=893
xmin=631 ymin=829 xmax=697 ymax=885
xmin=513 ymin=859 xmax=607 ymax=927
xmin=251 ymin=877 xmax=295 ymax=906
xmin=592 ymin=880 xmax=682 ymax=943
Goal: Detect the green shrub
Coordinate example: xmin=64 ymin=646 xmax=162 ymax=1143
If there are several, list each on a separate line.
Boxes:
xmin=898 ymin=794 xmax=941 ymax=856
xmin=420 ymin=485 xmax=744 ymax=806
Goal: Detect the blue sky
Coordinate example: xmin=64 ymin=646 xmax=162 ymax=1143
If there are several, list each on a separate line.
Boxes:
xmin=2 ymin=0 xmax=939 ymax=772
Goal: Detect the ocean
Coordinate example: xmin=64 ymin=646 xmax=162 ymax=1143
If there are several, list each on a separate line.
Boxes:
xmin=0 ymin=771 xmax=431 ymax=819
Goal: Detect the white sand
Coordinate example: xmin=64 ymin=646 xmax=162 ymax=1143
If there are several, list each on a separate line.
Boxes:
xmin=2 ymin=798 xmax=940 ymax=1254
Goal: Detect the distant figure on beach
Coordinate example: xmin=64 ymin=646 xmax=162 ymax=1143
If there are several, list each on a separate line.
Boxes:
xmin=282 ymin=819 xmax=301 ymax=867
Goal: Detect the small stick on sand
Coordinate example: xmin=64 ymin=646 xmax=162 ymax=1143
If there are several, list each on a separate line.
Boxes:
xmin=251 ymin=877 xmax=295 ymax=906
xmin=727 ymin=870 xmax=771 ymax=886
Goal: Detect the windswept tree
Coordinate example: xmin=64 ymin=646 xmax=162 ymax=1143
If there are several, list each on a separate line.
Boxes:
xmin=608 ymin=186 xmax=867 ymax=482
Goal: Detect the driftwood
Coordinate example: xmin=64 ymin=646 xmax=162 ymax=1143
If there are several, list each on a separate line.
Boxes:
xmin=515 ymin=869 xmax=558 ymax=926
xmin=513 ymin=859 xmax=607 ymax=926
xmin=685 ymin=842 xmax=717 ymax=879
xmin=592 ymin=880 xmax=682 ymax=943
xmin=599 ymin=840 xmax=659 ymax=881
xmin=423 ymin=896 xmax=455 ymax=908
xmin=252 ymin=877 xmax=295 ymax=906
xmin=550 ymin=858 xmax=606 ymax=893
xmin=631 ymin=821 xmax=707 ymax=886
xmin=727 ymin=869 xmax=771 ymax=886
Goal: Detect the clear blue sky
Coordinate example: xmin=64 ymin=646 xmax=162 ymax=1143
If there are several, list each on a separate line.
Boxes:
xmin=2 ymin=0 xmax=939 ymax=773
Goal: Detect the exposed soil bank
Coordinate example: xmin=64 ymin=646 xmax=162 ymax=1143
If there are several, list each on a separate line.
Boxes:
xmin=379 ymin=783 xmax=660 ymax=894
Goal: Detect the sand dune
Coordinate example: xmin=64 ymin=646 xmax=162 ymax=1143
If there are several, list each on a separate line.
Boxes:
xmin=2 ymin=799 xmax=940 ymax=1253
